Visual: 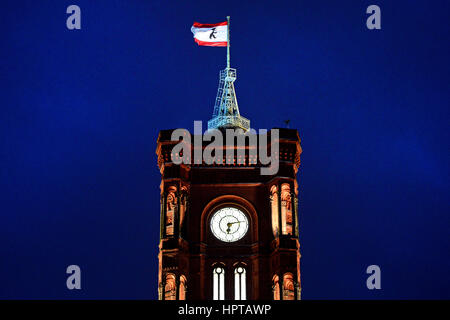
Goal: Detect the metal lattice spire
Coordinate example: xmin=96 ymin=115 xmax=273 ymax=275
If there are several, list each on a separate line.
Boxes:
xmin=207 ymin=16 xmax=250 ymax=132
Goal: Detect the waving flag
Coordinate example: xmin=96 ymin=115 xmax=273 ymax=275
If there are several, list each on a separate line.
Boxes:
xmin=191 ymin=21 xmax=228 ymax=47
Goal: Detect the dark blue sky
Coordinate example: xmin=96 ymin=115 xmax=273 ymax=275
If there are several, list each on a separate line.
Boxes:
xmin=0 ymin=0 xmax=449 ymax=299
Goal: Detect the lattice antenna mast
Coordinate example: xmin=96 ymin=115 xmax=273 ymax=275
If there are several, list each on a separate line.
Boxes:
xmin=208 ymin=16 xmax=250 ymax=132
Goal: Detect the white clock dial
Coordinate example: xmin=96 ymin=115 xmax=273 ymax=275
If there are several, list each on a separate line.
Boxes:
xmin=210 ymin=207 xmax=249 ymax=242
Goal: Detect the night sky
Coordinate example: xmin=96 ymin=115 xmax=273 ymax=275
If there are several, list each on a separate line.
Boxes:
xmin=1 ymin=0 xmax=449 ymax=299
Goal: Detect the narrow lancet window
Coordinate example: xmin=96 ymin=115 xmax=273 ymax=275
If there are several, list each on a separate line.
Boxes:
xmin=234 ymin=266 xmax=246 ymax=300
xmin=270 ymin=185 xmax=279 ymax=236
xmin=272 ymin=275 xmax=280 ymax=300
xmin=179 ymin=275 xmax=187 ymax=300
xmin=164 ymin=274 xmax=176 ymax=300
xmin=283 ymin=273 xmax=295 ymax=300
xmin=213 ymin=267 xmax=225 ymax=300
xmin=281 ymin=184 xmax=293 ymax=235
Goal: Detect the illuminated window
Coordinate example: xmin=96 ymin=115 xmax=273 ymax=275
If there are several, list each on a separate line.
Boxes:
xmin=213 ymin=267 xmax=225 ymax=300
xmin=164 ymin=274 xmax=176 ymax=300
xmin=179 ymin=275 xmax=187 ymax=300
xmin=234 ymin=266 xmax=246 ymax=300
xmin=283 ymin=273 xmax=295 ymax=300
xmin=165 ymin=187 xmax=177 ymax=236
xmin=272 ymin=275 xmax=280 ymax=300
xmin=281 ymin=184 xmax=293 ymax=235
xmin=270 ymin=185 xmax=279 ymax=236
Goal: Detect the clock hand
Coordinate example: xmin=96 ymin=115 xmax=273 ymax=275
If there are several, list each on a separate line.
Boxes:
xmin=228 ymin=221 xmax=244 ymax=225
xmin=225 ymin=220 xmax=244 ymax=234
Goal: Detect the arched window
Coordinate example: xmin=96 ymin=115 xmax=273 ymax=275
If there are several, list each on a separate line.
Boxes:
xmin=164 ymin=273 xmax=176 ymax=300
xmin=281 ymin=184 xmax=293 ymax=235
xmin=179 ymin=275 xmax=187 ymax=300
xmin=283 ymin=273 xmax=295 ymax=300
xmin=213 ymin=267 xmax=225 ymax=300
xmin=270 ymin=185 xmax=279 ymax=236
xmin=234 ymin=266 xmax=246 ymax=300
xmin=165 ymin=186 xmax=177 ymax=236
xmin=272 ymin=275 xmax=280 ymax=300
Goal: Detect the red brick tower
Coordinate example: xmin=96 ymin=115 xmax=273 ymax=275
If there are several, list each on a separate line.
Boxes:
xmin=156 ymin=127 xmax=302 ymax=300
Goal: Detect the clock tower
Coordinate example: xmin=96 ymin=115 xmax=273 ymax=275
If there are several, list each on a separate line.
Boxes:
xmin=156 ymin=65 xmax=302 ymax=300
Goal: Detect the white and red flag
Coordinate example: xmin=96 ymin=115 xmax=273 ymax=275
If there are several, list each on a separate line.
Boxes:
xmin=191 ymin=21 xmax=228 ymax=47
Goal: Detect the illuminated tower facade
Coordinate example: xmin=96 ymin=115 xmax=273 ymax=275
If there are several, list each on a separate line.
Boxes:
xmin=155 ymin=61 xmax=302 ymax=300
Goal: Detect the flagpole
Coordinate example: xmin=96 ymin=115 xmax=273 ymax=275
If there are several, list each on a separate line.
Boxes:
xmin=227 ymin=16 xmax=230 ymax=69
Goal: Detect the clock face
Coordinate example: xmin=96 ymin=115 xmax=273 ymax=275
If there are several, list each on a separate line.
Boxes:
xmin=210 ymin=207 xmax=249 ymax=242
